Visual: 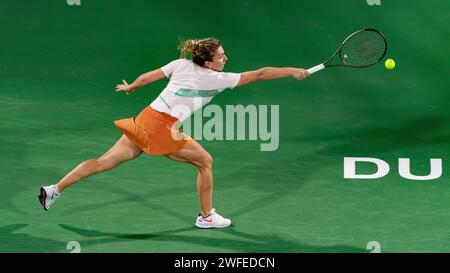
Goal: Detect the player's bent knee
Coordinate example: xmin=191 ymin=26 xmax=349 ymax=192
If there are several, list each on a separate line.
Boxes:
xmin=199 ymin=153 xmax=213 ymax=170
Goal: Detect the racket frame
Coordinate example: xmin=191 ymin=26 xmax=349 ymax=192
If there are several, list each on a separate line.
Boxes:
xmin=307 ymin=28 xmax=388 ymax=74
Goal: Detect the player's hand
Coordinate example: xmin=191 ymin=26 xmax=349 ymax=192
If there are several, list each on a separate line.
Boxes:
xmin=115 ymin=80 xmax=134 ymax=95
xmin=291 ymin=69 xmax=310 ymax=80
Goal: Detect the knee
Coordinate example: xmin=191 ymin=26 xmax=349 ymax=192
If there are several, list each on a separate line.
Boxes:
xmin=86 ymin=158 xmax=108 ymax=173
xmin=198 ymin=153 xmax=213 ymax=171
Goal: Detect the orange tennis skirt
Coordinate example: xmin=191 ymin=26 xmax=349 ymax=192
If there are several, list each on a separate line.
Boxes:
xmin=114 ymin=106 xmax=192 ymax=155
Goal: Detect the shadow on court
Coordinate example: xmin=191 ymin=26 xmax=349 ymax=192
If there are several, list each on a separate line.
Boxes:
xmin=58 ymin=164 xmax=308 ymax=229
xmin=59 ymin=224 xmax=365 ymax=253
xmin=61 ymin=183 xmax=196 ymax=224
xmin=59 ymin=144 xmax=315 ymax=221
xmin=0 ymin=224 xmax=67 ymax=252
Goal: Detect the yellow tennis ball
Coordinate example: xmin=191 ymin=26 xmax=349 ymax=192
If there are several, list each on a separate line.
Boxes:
xmin=385 ymin=58 xmax=396 ymax=70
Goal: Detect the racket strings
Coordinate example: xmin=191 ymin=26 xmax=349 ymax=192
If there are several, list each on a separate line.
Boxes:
xmin=340 ymin=30 xmax=387 ymax=67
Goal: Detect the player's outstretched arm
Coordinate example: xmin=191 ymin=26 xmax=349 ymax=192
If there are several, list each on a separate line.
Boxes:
xmin=115 ymin=68 xmax=166 ymax=95
xmin=236 ymin=67 xmax=309 ymax=88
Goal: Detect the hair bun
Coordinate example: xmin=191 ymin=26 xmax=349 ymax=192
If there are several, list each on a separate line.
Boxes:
xmin=178 ymin=37 xmax=221 ymax=66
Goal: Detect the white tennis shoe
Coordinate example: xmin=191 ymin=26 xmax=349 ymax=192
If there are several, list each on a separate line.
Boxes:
xmin=195 ymin=208 xmax=231 ymax=229
xmin=38 ymin=185 xmax=59 ymax=211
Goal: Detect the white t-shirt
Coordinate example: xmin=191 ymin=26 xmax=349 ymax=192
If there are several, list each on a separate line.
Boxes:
xmin=150 ymin=59 xmax=241 ymax=122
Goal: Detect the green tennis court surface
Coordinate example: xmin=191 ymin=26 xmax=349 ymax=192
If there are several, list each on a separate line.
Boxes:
xmin=1 ymin=0 xmax=449 ymax=252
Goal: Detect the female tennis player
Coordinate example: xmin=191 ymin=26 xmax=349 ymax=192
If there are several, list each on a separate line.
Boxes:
xmin=39 ymin=38 xmax=309 ymax=228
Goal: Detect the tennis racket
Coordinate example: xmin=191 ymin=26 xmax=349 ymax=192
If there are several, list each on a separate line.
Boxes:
xmin=306 ymin=28 xmax=387 ymax=75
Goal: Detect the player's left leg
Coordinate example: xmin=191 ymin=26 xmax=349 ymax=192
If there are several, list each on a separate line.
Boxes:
xmin=39 ymin=134 xmax=142 ymax=211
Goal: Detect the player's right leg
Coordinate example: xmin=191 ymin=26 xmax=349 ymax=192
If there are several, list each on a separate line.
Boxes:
xmin=38 ymin=134 xmax=142 ymax=211
xmin=164 ymin=139 xmax=231 ymax=229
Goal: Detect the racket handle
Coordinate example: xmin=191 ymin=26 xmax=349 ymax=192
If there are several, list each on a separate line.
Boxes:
xmin=306 ymin=63 xmax=325 ymax=75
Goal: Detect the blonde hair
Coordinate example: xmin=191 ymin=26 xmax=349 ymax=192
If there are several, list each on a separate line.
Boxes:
xmin=178 ymin=38 xmax=222 ymax=66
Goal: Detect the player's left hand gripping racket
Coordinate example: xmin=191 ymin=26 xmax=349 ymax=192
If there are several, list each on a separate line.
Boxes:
xmin=307 ymin=28 xmax=388 ymax=75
